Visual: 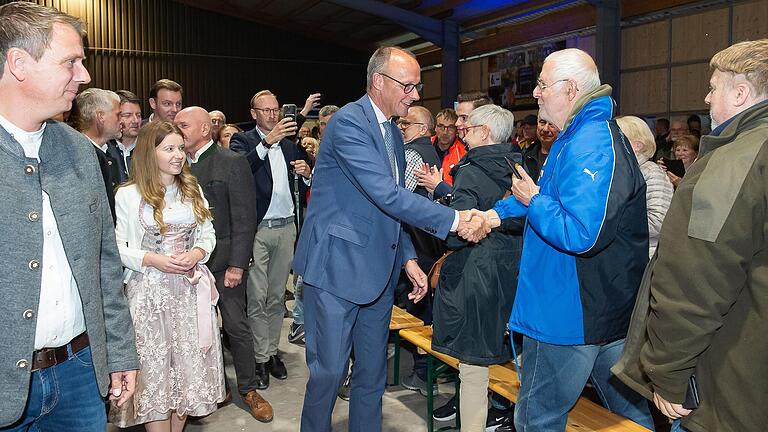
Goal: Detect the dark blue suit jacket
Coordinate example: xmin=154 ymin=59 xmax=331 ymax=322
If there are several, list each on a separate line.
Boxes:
xmin=293 ymin=95 xmax=455 ymax=304
xmin=229 ymin=127 xmax=309 ymax=225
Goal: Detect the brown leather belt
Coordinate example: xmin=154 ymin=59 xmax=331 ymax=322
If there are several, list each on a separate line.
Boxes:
xmin=31 ymin=332 xmax=89 ymax=371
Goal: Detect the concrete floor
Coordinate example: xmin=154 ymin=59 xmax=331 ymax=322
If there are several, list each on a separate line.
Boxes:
xmin=108 ymin=300 xmax=457 ymax=432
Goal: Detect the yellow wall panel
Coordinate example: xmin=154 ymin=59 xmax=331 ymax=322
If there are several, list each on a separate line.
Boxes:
xmin=619 ymin=68 xmax=668 ymax=115
xmin=671 ymin=8 xmax=729 ymax=63
xmin=670 ymin=63 xmax=711 ymax=112
xmin=732 ymin=1 xmax=768 ymax=43
xmin=621 ymin=21 xmax=669 ymax=69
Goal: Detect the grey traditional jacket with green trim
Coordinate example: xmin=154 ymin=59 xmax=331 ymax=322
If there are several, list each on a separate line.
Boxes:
xmin=612 ymin=100 xmax=768 ymax=432
xmin=0 ymin=120 xmax=139 ymax=427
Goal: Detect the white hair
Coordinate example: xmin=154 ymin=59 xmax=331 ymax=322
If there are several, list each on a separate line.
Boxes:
xmin=545 ymin=48 xmax=601 ymax=93
xmin=467 ymin=104 xmax=515 ymax=144
xmin=76 ymin=88 xmax=119 ymax=129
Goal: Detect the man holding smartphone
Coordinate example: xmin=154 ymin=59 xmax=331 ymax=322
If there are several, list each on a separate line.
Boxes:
xmin=230 ymin=90 xmax=313 ymax=390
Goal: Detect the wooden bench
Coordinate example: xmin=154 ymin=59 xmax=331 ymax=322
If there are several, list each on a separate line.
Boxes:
xmin=389 ymin=305 xmax=424 ymax=385
xmin=400 ymin=325 xmax=652 ymax=432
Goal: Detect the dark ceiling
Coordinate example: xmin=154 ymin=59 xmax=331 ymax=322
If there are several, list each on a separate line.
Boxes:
xmin=172 ymin=0 xmax=703 ymax=65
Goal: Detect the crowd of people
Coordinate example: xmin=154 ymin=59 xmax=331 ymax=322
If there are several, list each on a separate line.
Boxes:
xmin=0 ymin=2 xmax=766 ymax=432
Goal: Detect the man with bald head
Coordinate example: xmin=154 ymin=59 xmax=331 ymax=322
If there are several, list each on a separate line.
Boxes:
xmin=293 ymin=46 xmax=489 ymax=431
xmin=174 ymin=107 xmax=273 ymax=423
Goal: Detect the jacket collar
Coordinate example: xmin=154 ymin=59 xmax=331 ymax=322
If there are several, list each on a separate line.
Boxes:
xmin=561 ymin=84 xmax=614 ymax=134
xmin=700 ymin=99 xmax=768 ymax=157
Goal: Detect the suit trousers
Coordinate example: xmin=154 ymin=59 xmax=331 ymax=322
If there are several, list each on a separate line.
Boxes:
xmin=215 ymin=269 xmax=258 ymax=394
xmin=300 ymin=276 xmax=395 ymax=432
xmin=247 ymin=223 xmax=296 ymax=362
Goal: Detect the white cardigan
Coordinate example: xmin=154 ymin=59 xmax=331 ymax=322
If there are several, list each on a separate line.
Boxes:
xmin=114 ymin=184 xmax=216 ymax=283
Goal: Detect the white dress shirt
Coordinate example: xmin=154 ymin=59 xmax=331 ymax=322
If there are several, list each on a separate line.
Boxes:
xmin=0 ymin=115 xmax=86 ymax=349
xmin=254 ymin=127 xmax=296 ymax=220
xmin=117 ymin=140 xmax=135 ymax=171
xmin=368 ymin=96 xmax=400 ymax=184
xmin=366 ymin=97 xmax=460 ymax=231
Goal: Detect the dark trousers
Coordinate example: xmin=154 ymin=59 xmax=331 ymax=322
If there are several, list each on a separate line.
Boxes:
xmin=301 ymin=279 xmax=395 ymax=432
xmin=215 ymin=269 xmax=258 ymax=395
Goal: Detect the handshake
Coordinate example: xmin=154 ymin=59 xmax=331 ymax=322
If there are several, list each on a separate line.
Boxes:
xmin=456 ymin=209 xmax=501 ymax=243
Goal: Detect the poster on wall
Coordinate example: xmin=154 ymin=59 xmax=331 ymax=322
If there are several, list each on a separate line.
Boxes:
xmin=487 ymin=40 xmax=566 ymax=110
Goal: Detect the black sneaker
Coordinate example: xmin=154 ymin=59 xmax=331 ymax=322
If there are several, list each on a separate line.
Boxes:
xmin=433 ymin=396 xmax=457 ymax=421
xmin=486 ymin=406 xmax=512 ymax=431
xmin=287 ymin=322 xmax=305 ymax=345
xmin=495 ymin=411 xmax=515 ymax=432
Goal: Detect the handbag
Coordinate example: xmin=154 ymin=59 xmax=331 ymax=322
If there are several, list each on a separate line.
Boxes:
xmin=428 ymin=250 xmax=453 ymax=290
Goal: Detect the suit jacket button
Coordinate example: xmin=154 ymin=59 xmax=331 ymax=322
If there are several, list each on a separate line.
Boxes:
xmin=16 ymin=359 xmax=28 ymax=369
xmin=107 ymin=160 xmax=112 ymax=166
xmin=24 ymin=165 xmax=35 ymax=174
xmin=23 ymin=309 xmax=34 ymax=319
xmin=28 ymin=211 xmax=40 ymax=222
xmin=28 ymin=260 xmax=40 ymax=270
xmin=391 ymin=244 xmax=396 ymax=249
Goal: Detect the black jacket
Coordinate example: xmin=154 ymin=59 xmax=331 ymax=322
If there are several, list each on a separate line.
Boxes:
xmin=190 ymin=145 xmax=257 ymax=274
xmin=431 ymin=143 xmax=526 ymax=365
xmin=229 ymin=127 xmax=310 ymax=226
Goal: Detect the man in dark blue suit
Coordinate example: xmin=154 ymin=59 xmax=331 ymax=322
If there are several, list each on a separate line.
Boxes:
xmin=293 ymin=46 xmax=489 ymax=432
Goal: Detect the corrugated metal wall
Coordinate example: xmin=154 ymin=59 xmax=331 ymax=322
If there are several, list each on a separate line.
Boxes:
xmin=4 ymin=0 xmax=369 ymax=123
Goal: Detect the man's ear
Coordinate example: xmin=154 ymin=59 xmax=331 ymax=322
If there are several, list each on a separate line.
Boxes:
xmin=149 ymin=98 xmax=157 ymax=110
xmin=202 ymin=121 xmax=211 ymax=136
xmin=250 ymin=108 xmax=258 ymax=120
xmin=5 ymin=48 xmax=30 ymax=81
xmin=732 ymin=80 xmax=753 ymax=108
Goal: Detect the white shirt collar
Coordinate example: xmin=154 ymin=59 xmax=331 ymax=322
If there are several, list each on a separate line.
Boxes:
xmin=84 ymin=135 xmax=107 ymax=153
xmin=188 ymin=140 xmax=215 ymax=163
xmin=117 ymin=140 xmax=135 ymax=153
xmin=368 ymin=95 xmax=390 ymax=125
xmin=0 ymin=114 xmax=46 ymax=159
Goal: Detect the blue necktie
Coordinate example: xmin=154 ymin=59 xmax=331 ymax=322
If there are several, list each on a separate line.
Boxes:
xmin=381 ymin=120 xmax=397 ymax=178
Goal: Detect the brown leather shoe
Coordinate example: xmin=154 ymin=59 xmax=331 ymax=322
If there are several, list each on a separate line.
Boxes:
xmin=243 ymin=390 xmax=273 ymax=423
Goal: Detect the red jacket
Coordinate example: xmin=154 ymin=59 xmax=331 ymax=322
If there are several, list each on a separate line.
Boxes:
xmin=431 ymin=135 xmax=466 ymax=186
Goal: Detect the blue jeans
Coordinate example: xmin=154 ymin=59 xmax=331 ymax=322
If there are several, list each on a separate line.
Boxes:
xmin=514 ymin=336 xmax=655 ymax=431
xmin=1 ymin=345 xmax=106 ymax=432
xmin=293 ymin=275 xmax=304 ymax=325
xmin=670 ymin=419 xmax=688 ymax=432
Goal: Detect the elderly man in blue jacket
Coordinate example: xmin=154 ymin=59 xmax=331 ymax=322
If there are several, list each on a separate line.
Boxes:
xmin=481 ymin=48 xmax=655 ymax=431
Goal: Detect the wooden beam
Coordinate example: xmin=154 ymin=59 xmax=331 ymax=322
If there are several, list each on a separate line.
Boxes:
xmin=417 ymin=4 xmax=595 ymax=66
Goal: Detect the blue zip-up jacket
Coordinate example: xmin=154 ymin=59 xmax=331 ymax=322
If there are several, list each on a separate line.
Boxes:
xmin=494 ymin=85 xmax=648 ymax=345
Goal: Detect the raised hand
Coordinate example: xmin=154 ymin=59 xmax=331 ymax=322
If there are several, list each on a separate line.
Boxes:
xmin=414 ymin=163 xmax=442 ymax=194
xmin=457 ymin=209 xmax=491 ymax=242
xmin=301 ymin=93 xmax=322 ymax=116
xmin=265 ymin=117 xmax=298 ymax=146
xmin=511 ymin=164 xmax=539 ymax=206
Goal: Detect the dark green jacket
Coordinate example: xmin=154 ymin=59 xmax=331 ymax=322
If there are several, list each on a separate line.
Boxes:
xmin=613 ymin=100 xmax=768 ymax=432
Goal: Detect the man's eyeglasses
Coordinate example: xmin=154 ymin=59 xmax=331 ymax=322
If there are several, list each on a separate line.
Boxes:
xmin=379 ymin=72 xmax=424 ymax=94
xmin=252 ymin=108 xmax=280 ymax=115
xmin=458 ymin=125 xmax=484 ymax=134
xmin=396 ymin=120 xmax=424 ymax=129
xmin=435 ymin=124 xmax=457 ymax=132
xmin=536 ymin=78 xmax=571 ymax=92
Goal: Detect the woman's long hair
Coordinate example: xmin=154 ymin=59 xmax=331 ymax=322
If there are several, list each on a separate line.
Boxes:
xmin=123 ymin=121 xmax=211 ymax=233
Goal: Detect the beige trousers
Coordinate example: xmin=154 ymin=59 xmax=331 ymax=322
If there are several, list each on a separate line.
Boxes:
xmin=459 ymin=362 xmax=489 ymax=432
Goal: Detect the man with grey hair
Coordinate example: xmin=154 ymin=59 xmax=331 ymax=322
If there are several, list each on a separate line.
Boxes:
xmin=76 ymin=88 xmax=122 ymax=222
xmin=317 ymin=104 xmax=339 ymax=139
xmin=293 ymin=46 xmax=489 ymax=432
xmin=209 ymin=109 xmax=226 ymax=143
xmin=0 ymin=2 xmax=138 ymax=430
xmin=480 ymin=48 xmax=654 ymax=430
